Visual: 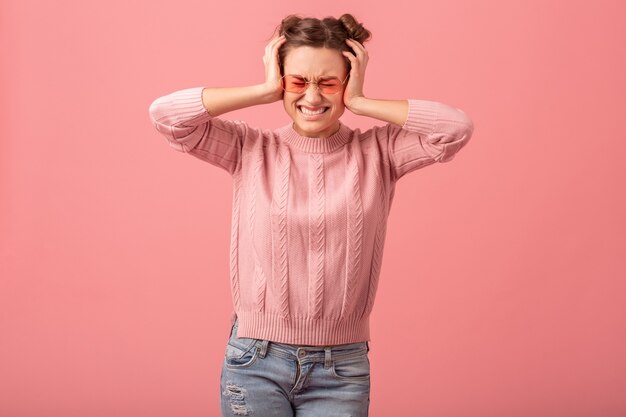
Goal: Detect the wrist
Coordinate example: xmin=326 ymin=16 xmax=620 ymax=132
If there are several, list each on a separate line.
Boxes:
xmin=347 ymin=96 xmax=368 ymax=115
xmin=255 ymin=83 xmax=282 ymax=104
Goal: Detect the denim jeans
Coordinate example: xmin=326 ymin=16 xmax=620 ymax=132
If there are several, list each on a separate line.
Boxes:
xmin=219 ymin=317 xmax=371 ymax=416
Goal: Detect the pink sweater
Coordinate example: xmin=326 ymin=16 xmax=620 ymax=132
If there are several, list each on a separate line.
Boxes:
xmin=148 ymin=86 xmax=474 ymax=345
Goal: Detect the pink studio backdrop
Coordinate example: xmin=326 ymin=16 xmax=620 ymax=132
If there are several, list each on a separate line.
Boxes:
xmin=1 ymin=0 xmax=625 ymax=416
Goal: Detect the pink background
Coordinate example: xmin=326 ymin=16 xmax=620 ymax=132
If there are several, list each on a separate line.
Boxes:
xmin=2 ymin=0 xmax=625 ymax=416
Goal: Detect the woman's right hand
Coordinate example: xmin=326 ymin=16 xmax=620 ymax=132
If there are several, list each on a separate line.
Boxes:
xmin=262 ymin=34 xmax=287 ymax=103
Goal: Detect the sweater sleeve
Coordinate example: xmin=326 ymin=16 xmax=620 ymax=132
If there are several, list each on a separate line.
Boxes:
xmin=386 ymin=99 xmax=474 ymax=182
xmin=148 ymin=86 xmax=248 ymax=175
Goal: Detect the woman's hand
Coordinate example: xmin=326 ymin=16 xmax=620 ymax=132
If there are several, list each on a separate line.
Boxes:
xmin=341 ymin=38 xmax=369 ymax=113
xmin=262 ymin=34 xmax=288 ymax=103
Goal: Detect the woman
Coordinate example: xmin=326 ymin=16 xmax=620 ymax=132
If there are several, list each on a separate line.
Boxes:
xmin=148 ymin=13 xmax=474 ymax=417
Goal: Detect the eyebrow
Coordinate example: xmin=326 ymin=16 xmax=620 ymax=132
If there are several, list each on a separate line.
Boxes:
xmin=289 ymin=74 xmax=340 ymax=80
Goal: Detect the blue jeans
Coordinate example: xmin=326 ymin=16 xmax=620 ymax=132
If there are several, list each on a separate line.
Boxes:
xmin=220 ymin=317 xmax=371 ymax=416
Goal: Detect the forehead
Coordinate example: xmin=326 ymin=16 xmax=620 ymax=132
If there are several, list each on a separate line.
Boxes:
xmin=283 ymin=46 xmax=345 ymax=77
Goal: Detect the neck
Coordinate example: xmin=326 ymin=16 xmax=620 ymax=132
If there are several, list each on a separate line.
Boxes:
xmin=279 ymin=121 xmax=352 ymax=153
xmin=292 ymin=121 xmax=341 ymax=139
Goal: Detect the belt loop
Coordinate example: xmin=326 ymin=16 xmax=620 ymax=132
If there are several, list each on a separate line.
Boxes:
xmin=324 ymin=347 xmax=332 ymax=369
xmin=258 ymin=340 xmax=269 ymax=358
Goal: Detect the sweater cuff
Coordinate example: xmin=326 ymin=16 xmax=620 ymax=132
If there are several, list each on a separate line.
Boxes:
xmin=401 ymin=99 xmax=441 ymax=136
xmin=148 ymin=86 xmax=212 ymax=128
xmin=170 ymin=86 xmax=211 ymax=119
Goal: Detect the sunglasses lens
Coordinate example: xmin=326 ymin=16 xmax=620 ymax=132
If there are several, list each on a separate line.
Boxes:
xmin=319 ymin=79 xmax=341 ymax=94
xmin=283 ymin=75 xmax=306 ymax=93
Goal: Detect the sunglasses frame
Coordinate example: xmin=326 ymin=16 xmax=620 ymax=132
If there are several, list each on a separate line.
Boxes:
xmin=281 ymin=73 xmax=350 ymax=94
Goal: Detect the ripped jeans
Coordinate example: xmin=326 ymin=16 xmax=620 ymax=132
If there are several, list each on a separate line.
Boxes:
xmin=219 ymin=317 xmax=371 ymax=417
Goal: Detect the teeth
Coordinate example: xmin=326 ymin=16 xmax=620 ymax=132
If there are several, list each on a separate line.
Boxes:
xmin=299 ymin=106 xmax=327 ymax=115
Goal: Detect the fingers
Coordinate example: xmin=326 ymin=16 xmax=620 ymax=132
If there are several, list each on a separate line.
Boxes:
xmin=342 ymin=50 xmax=356 ymax=64
xmin=264 ymin=35 xmax=286 ymax=63
xmin=268 ymin=35 xmax=286 ymax=53
xmin=345 ymin=38 xmax=368 ymax=59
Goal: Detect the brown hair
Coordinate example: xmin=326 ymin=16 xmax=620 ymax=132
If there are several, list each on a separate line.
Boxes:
xmin=271 ymin=13 xmax=372 ymax=77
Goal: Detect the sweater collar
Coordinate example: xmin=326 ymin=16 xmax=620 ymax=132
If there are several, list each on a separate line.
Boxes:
xmin=277 ymin=121 xmax=352 ymax=153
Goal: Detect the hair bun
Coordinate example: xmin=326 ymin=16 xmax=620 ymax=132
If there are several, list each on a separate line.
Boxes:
xmin=338 ymin=13 xmax=372 ymax=44
xmin=279 ymin=14 xmax=303 ymax=36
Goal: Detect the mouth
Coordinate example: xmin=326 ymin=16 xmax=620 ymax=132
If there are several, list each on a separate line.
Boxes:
xmin=298 ymin=105 xmax=330 ymax=116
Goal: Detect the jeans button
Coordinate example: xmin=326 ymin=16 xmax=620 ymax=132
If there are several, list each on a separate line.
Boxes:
xmin=298 ymin=349 xmax=306 ymax=358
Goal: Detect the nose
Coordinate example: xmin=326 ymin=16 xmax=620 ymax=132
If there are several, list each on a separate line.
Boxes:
xmin=304 ymin=83 xmax=323 ymax=103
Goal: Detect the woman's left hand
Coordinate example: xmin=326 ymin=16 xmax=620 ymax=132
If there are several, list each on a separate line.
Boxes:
xmin=341 ymin=38 xmax=369 ymax=113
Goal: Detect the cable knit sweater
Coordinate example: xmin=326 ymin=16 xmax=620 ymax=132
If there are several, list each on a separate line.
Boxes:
xmin=148 ymin=86 xmax=474 ymax=345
